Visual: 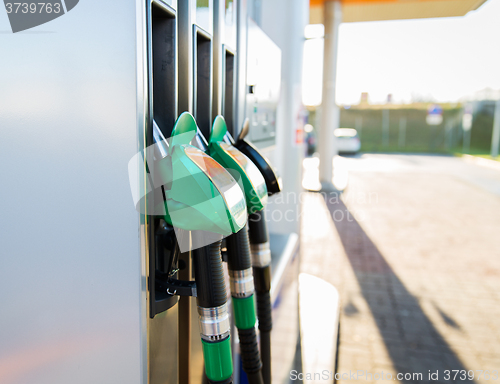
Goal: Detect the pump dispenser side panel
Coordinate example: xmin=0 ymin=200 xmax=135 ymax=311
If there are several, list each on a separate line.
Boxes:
xmin=0 ymin=1 xmax=146 ymax=384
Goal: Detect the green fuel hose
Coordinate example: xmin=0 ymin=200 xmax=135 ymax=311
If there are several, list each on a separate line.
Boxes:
xmin=248 ymin=209 xmax=273 ymax=384
xmin=206 ymin=115 xmax=270 ymax=384
xmin=193 ymin=240 xmax=234 ymax=384
xmin=226 ymin=225 xmax=264 ymax=384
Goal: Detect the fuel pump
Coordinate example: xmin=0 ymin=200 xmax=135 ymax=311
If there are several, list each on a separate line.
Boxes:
xmin=153 ymin=112 xmax=248 ymax=384
xmin=208 ymin=115 xmax=272 ymax=384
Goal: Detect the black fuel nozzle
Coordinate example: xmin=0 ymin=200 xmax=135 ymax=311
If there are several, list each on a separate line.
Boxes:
xmin=232 ymin=118 xmax=278 ymax=384
xmin=234 ymin=118 xmax=282 ymax=196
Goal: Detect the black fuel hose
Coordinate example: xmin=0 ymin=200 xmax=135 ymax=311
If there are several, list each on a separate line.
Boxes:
xmin=247 ymin=210 xmax=272 ymax=384
xmin=193 ymin=241 xmax=227 ymax=308
xmin=192 ymin=240 xmax=234 ymax=384
xmin=226 ymin=226 xmax=264 ymax=384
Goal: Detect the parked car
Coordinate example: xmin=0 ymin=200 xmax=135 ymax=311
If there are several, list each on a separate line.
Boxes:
xmin=334 ymin=128 xmax=361 ymax=154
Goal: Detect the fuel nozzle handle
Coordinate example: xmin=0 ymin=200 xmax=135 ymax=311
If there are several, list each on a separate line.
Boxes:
xmin=234 ymin=119 xmax=282 ymax=197
xmin=193 ymin=240 xmax=234 ymax=384
xmin=226 ymin=225 xmax=264 ymax=384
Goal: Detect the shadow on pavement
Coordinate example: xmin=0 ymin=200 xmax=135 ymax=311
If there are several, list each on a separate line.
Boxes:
xmin=322 ymin=193 xmax=471 ymax=383
xmin=432 ymin=302 xmax=462 ymax=331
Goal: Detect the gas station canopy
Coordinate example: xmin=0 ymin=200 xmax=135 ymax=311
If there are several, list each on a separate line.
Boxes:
xmin=310 ymin=0 xmax=488 ymax=23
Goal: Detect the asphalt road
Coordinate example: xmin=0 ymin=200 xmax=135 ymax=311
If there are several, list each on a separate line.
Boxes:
xmin=300 ymin=154 xmax=500 ymax=383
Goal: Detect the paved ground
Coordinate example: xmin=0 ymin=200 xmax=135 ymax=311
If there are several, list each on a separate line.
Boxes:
xmin=300 ymin=154 xmax=500 ymax=384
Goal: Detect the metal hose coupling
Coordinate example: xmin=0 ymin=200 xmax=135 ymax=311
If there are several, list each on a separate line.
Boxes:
xmin=198 ymin=304 xmax=231 ymax=342
xmin=250 ymin=242 xmax=271 ymax=268
xmin=229 ymin=268 xmax=255 ymax=298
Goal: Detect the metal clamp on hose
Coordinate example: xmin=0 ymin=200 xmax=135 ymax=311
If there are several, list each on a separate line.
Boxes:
xmin=250 ymin=242 xmax=271 ymax=268
xmin=229 ymin=268 xmax=255 ymax=298
xmin=198 ymin=305 xmax=231 ymax=341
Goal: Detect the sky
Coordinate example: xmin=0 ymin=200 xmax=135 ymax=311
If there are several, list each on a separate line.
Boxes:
xmin=302 ymin=0 xmax=500 ymax=106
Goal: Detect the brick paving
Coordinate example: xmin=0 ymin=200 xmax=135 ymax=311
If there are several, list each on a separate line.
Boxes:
xmin=300 ymin=155 xmax=500 ymax=384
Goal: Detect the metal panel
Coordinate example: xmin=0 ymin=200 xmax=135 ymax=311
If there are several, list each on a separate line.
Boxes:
xmin=0 ymin=1 xmax=145 ymax=384
xmin=148 ymin=308 xmax=179 ymax=384
xmin=193 ymin=26 xmax=213 ymax=140
xmin=144 ymin=1 xmax=180 ymax=384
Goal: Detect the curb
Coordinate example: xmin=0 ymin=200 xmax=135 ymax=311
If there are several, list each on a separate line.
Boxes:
xmin=461 ymin=154 xmax=500 ymax=171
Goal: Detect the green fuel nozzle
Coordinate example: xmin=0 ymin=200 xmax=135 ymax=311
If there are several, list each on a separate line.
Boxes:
xmin=209 ymin=115 xmax=268 ymax=214
xmin=154 ymin=112 xmax=247 ymax=236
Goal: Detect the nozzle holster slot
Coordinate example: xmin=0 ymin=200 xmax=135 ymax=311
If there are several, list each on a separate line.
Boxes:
xmin=149 ymin=221 xmax=180 ymax=317
xmin=155 ymin=274 xmax=198 ymax=298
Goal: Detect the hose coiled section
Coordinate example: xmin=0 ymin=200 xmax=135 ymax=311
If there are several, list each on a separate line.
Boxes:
xmin=193 ymin=240 xmax=226 ymax=309
xmin=256 ymin=290 xmax=272 ymax=384
xmin=238 ymin=327 xmax=264 ymax=379
xmin=226 ymin=225 xmax=252 ymax=271
xmin=256 ymin=290 xmax=273 ymax=332
xmin=248 ymin=210 xmax=269 ymax=244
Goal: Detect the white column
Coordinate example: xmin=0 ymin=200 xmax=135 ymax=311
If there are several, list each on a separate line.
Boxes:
xmin=261 ymin=0 xmax=308 ymax=235
xmin=491 ymin=99 xmax=500 ymax=158
xmin=319 ymin=0 xmax=342 ymax=188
